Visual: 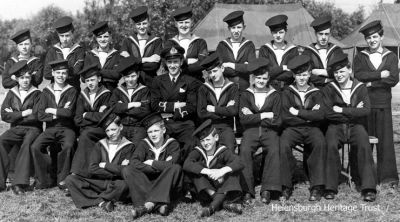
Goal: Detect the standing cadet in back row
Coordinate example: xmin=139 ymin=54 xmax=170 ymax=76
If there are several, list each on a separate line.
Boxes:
xmin=303 ymin=16 xmax=343 ymax=88
xmin=0 ymin=61 xmax=42 ymax=194
xmin=353 ymin=20 xmax=399 ymax=188
xmin=197 ymin=53 xmax=239 ymax=151
xmin=44 ymin=16 xmax=85 ymax=90
xmin=150 ymin=45 xmax=201 ymax=161
xmin=3 ymin=29 xmax=43 ymax=89
xmin=217 ymin=10 xmax=256 ymax=91
xmin=84 ymin=21 xmax=122 ymax=92
xmin=259 ymin=14 xmax=299 ymax=90
xmin=167 ymin=6 xmax=208 ymax=81
xmin=120 ymin=6 xmax=162 ymax=86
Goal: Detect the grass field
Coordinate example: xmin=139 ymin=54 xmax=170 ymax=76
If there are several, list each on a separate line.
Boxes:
xmin=1 ymin=77 xmax=400 ymax=221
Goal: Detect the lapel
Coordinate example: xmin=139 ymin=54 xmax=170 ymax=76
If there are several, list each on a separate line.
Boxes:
xmin=80 ymin=86 xmax=110 ymax=109
xmin=117 ymin=83 xmax=147 ymax=102
xmin=194 ymin=145 xmax=227 ymax=168
xmin=10 ymin=86 xmax=40 ymax=105
xmin=264 ymin=41 xmax=297 ymax=66
xmin=288 ymin=85 xmax=319 ymax=107
xmin=99 ymin=137 xmax=133 ymax=163
xmin=246 ymin=86 xmax=277 ymax=111
xmin=143 ymin=137 xmax=175 ymax=161
xmin=45 ymin=84 xmax=74 ymax=106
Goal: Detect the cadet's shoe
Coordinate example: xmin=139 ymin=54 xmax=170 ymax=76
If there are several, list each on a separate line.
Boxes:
xmin=324 ymin=190 xmax=336 ymax=200
xmin=200 ymin=206 xmax=216 ymax=217
xmin=222 ymin=202 xmax=243 ymax=214
xmin=131 ymin=206 xmax=149 ymax=219
xmin=280 ymin=187 xmax=293 ymax=201
xmin=100 ymin=201 xmax=115 ymax=212
xmin=242 ymin=193 xmax=253 ymax=205
xmin=309 ymin=186 xmax=323 ymax=201
xmin=362 ymin=191 xmax=376 ymax=202
xmin=260 ymin=191 xmax=271 ymax=204
xmin=158 ymin=204 xmax=169 ymax=216
xmin=11 ymin=185 xmax=26 ymax=195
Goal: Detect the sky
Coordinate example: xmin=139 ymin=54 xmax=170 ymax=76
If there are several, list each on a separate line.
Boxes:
xmin=0 ymin=0 xmax=395 ymax=20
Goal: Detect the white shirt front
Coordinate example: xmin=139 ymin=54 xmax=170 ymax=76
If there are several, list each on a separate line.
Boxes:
xmin=98 ymin=51 xmax=108 ymax=68
xmin=369 ymin=53 xmax=383 ymax=70
xmin=214 ymin=87 xmax=222 ymax=101
xmin=169 ymin=74 xmax=180 ymax=83
xmin=273 ymin=48 xmax=285 ymax=66
xmin=20 ymin=89 xmax=28 ymax=103
xmin=341 ymin=88 xmax=351 ymax=105
xmin=127 ymin=89 xmax=134 ymax=98
xmin=61 ymin=48 xmax=71 ymax=59
xmin=139 ymin=39 xmax=147 ymax=57
xmin=298 ymin=91 xmax=306 ymax=105
xmin=179 ymin=38 xmax=191 ymax=58
xmin=255 ymin=92 xmax=267 ymax=109
xmin=107 ymin=143 xmax=119 ymax=162
xmin=89 ymin=93 xmax=96 ymax=106
xmin=318 ymin=49 xmax=328 ymax=69
xmin=206 ymin=154 xmax=215 ymax=167
xmin=232 ymin=42 xmax=240 ymax=60
xmin=54 ymin=84 xmax=63 ymax=104
xmin=152 ymin=148 xmax=163 ymax=161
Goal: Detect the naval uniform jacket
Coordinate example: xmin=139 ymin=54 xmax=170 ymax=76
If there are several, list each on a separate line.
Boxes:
xmin=303 ymin=43 xmax=343 ymax=86
xmin=1 ymin=86 xmax=41 ymax=128
xmin=322 ymin=80 xmax=370 ymax=125
xmin=197 ymin=78 xmax=239 ymax=127
xmin=120 ymin=34 xmax=162 ymax=79
xmin=109 ymin=83 xmax=151 ymax=126
xmin=74 ymin=85 xmax=111 ymax=128
xmin=37 ymin=84 xmax=78 ymax=129
xmin=84 ymin=48 xmax=121 ymax=85
xmin=43 ymin=43 xmax=85 ymax=88
xmin=281 ymin=84 xmax=324 ymax=128
xmin=2 ymin=54 xmax=43 ymax=89
xmin=88 ymin=137 xmax=135 ymax=179
xmin=353 ymin=48 xmax=399 ymax=109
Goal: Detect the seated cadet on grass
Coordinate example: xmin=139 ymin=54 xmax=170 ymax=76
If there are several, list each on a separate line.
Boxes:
xmin=216 ymin=10 xmax=256 ymax=92
xmin=2 ymin=29 xmax=43 ymax=89
xmin=239 ymin=58 xmax=282 ymax=205
xmin=0 ymin=61 xmax=42 ymax=194
xmin=150 ymin=45 xmax=201 ymax=162
xmin=323 ymin=53 xmax=377 ymax=202
xmin=125 ymin=113 xmax=183 ymax=219
xmin=280 ymin=55 xmax=327 ymax=201
xmin=65 ymin=108 xmax=133 ymax=212
xmin=84 ymin=21 xmax=122 ymax=92
xmin=43 ymin=16 xmax=85 ymax=90
xmin=120 ymin=6 xmax=162 ymax=86
xmin=167 ymin=6 xmax=208 ymax=82
xmin=31 ymin=60 xmax=78 ymax=190
xmin=183 ymin=119 xmax=244 ymax=218
xmin=109 ymin=57 xmax=151 ymax=144
xmin=259 ymin=14 xmax=299 ymax=90
xmin=197 ymin=53 xmax=239 ymax=151
xmin=303 ymin=16 xmax=344 ymax=88
xmin=70 ymin=62 xmax=111 ymax=177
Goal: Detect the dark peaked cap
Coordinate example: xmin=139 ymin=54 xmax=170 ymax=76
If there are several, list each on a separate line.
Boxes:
xmin=141 ymin=113 xmax=164 ymax=130
xmin=265 ymin=14 xmax=288 ymax=31
xmin=172 ymin=6 xmax=193 ymax=21
xmin=192 ymin=119 xmax=215 ymax=140
xmin=223 ymin=10 xmax=244 ymax=27
xmin=327 ymin=53 xmax=349 ymax=73
xmin=129 ymin=6 xmax=148 ymax=23
xmin=310 ymin=16 xmax=332 ymax=32
xmin=200 ymin=53 xmax=222 ymax=71
xmin=359 ymin=20 xmax=383 ymax=37
xmin=90 ymin=21 xmax=110 ymax=36
xmin=287 ymin=55 xmax=311 ymax=74
xmin=11 ymin=29 xmax=30 ymax=44
xmin=9 ymin=60 xmax=29 ymax=77
xmin=54 ymin=16 xmax=74 ymax=33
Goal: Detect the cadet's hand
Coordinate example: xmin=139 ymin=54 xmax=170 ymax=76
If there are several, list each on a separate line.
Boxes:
xmin=222 ymin=62 xmax=235 ymax=70
xmin=289 ymin=107 xmax=299 ymax=116
xmin=174 ymin=102 xmax=186 ymax=109
xmin=120 ymin=51 xmax=130 ymax=58
xmin=99 ymin=162 xmax=106 ymax=168
xmin=200 ymin=168 xmax=211 ymax=176
xmin=208 ymin=167 xmax=231 ymax=180
xmin=4 ymin=107 xmax=13 ymax=113
xmin=32 ymin=71 xmax=37 ymax=75
xmin=282 ymin=65 xmax=289 ymax=71
xmin=64 ymin=101 xmax=71 ymax=109
xmin=206 ymin=105 xmax=215 ymax=112
xmin=357 ymin=101 xmax=364 ymax=108
xmin=45 ymin=108 xmax=57 ymax=115
xmin=121 ymin=159 xmax=129 ymax=166
xmin=99 ymin=105 xmax=107 ymax=112
xmin=143 ymin=54 xmax=161 ymax=63
xmin=227 ymin=100 xmax=235 ymax=107
xmin=312 ymin=69 xmax=328 ymax=76
xmin=187 ymin=58 xmax=198 ymax=64
xmin=241 ymin=107 xmax=253 ymax=115
xmin=166 ymin=156 xmax=172 ymax=161
xmin=381 ymin=70 xmax=390 ymax=78
xmin=333 ymin=105 xmax=343 ymax=113
xmin=312 ymin=104 xmax=320 ymax=110
xmin=143 ymin=160 xmax=153 ymax=166
xmin=11 ymin=75 xmax=16 ymax=81
xmin=260 ymin=112 xmax=274 ymax=119
xmin=128 ymin=102 xmax=141 ymax=109
xmin=83 ymin=112 xmax=87 ymax=118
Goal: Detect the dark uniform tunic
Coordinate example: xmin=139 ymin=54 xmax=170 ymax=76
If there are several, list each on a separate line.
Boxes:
xmin=65 ymin=137 xmax=133 ymax=208
xmin=353 ymin=48 xmax=399 ymax=185
xmin=109 ymin=83 xmax=150 ymax=144
xmin=2 ymin=55 xmax=43 ymax=89
xmin=84 ymin=48 xmax=121 ymax=91
xmin=239 ymin=86 xmax=282 ymax=196
xmin=197 ymin=79 xmax=239 ymax=151
xmin=150 ymin=73 xmax=201 ymax=161
xmin=43 ymin=43 xmax=85 ymax=90
xmin=120 ymin=34 xmax=162 ymax=86
xmin=216 ymin=38 xmax=256 ymax=91
xmin=280 ymin=84 xmax=326 ymax=189
xmin=258 ymin=41 xmax=299 ymax=89
xmin=122 ymin=137 xmax=183 ymax=207
xmin=0 ymin=86 xmax=42 ymax=189
xmin=167 ymin=35 xmax=208 ymax=81
xmin=322 ymin=80 xmax=377 ymax=192
xmin=71 ymin=85 xmax=111 ymax=177
xmin=183 ymin=145 xmax=243 ymax=202
xmin=302 ymin=43 xmax=343 ymax=87
xmin=31 ymin=84 xmax=78 ymax=187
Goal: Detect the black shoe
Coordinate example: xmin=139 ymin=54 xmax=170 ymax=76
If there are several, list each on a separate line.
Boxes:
xmin=324 ymin=190 xmax=336 ymax=200
xmin=362 ymin=191 xmax=376 ymax=202
xmin=280 ymin=187 xmax=293 ymax=201
xmin=200 ymin=206 xmax=215 ymax=217
xmin=222 ymin=202 xmax=242 ymax=215
xmin=158 ymin=204 xmax=169 ymax=216
xmin=309 ymin=186 xmax=323 ymax=201
xmin=242 ymin=193 xmax=253 ymax=205
xmin=11 ymin=185 xmax=26 ymax=195
xmin=100 ymin=201 xmax=115 ymax=212
xmin=260 ymin=191 xmax=271 ymax=204
xmin=132 ymin=206 xmax=149 ymax=219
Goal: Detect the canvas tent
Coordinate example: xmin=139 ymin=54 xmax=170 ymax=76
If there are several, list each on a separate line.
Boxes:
xmin=193 ymin=3 xmax=346 ymax=51
xmin=342 ymin=3 xmax=400 ymax=58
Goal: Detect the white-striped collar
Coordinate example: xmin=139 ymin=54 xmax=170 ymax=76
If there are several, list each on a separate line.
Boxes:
xmin=143 ymin=137 xmax=175 ymax=161
xmin=194 ymin=145 xmax=227 ymax=168
xmin=116 ymin=84 xmax=146 ymax=102
xmin=81 ymin=86 xmax=110 ymax=109
xmin=99 ymin=137 xmax=133 ymax=162
xmin=10 ymin=86 xmax=40 ymax=104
